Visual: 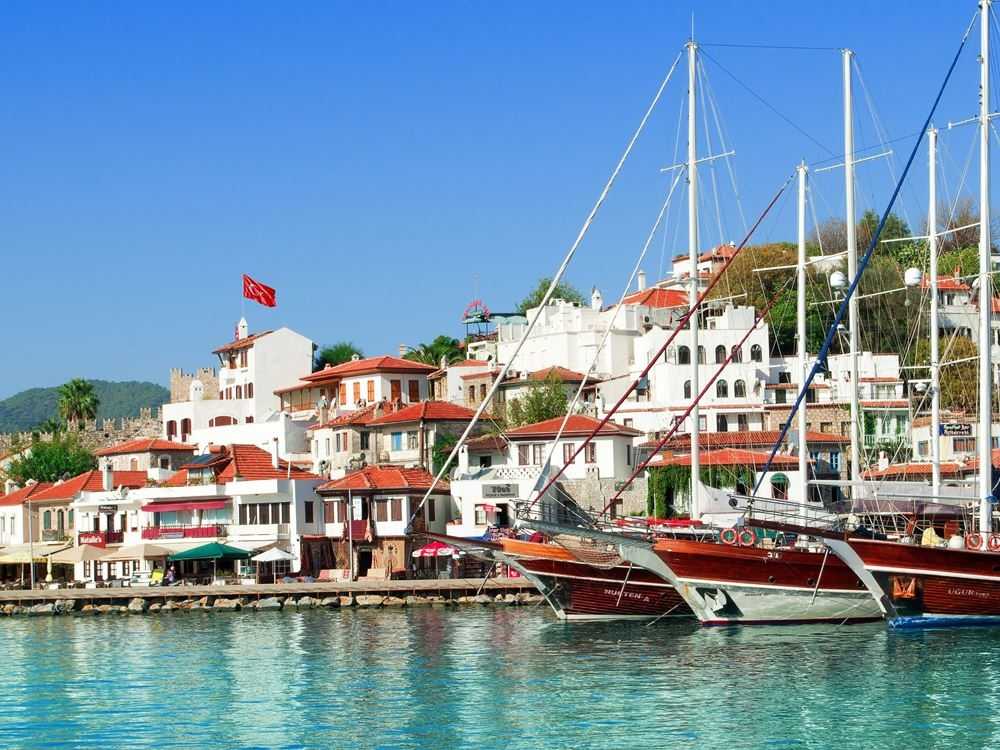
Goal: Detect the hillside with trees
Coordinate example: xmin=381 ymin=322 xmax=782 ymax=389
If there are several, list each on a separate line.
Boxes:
xmin=0 ymin=380 xmax=168 ymax=433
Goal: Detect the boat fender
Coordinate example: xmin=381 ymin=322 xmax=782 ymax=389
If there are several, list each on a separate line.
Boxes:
xmin=966 ymin=533 xmax=983 ymax=550
xmin=989 ymin=535 xmax=1000 ymax=552
xmin=720 ymin=528 xmax=738 ymax=546
xmin=738 ymin=528 xmax=757 ymax=547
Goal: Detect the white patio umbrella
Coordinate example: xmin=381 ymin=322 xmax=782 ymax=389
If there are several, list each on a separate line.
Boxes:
xmin=251 ymin=547 xmax=296 ymax=583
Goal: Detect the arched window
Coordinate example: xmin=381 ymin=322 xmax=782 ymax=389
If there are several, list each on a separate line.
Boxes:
xmin=750 ymin=344 xmax=763 ymax=362
xmin=166 ymin=420 xmax=177 ymax=440
xmin=43 ymin=510 xmax=52 ymax=530
xmin=677 ymin=346 xmax=691 ymax=365
xmin=180 ymin=418 xmax=192 ymax=441
xmin=717 ymin=380 xmax=729 ymax=398
xmin=734 ymin=379 xmax=746 ymax=398
xmin=247 ymin=383 xmax=254 ymax=398
xmin=717 ymin=414 xmax=729 ymax=432
xmin=697 ymin=346 xmax=706 ymax=364
xmin=683 ymin=380 xmax=692 ymax=399
xmin=236 ymin=385 xmax=243 ymax=399
xmin=715 ymin=345 xmax=726 ymax=364
xmin=57 ymin=510 xmax=65 ymax=531
xmin=731 ymin=345 xmax=743 ymax=363
xmin=67 ymin=510 xmax=74 ymax=529
xmin=129 ymin=458 xmax=138 ymax=471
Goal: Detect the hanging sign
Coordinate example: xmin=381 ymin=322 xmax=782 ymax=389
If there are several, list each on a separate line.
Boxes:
xmin=98 ymin=505 xmax=117 ymax=514
xmin=940 ymin=423 xmax=972 ymax=437
xmin=483 ymin=484 xmax=516 ymax=498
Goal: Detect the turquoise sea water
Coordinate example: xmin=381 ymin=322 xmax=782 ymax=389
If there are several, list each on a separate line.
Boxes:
xmin=2 ymin=608 xmax=1000 ymax=749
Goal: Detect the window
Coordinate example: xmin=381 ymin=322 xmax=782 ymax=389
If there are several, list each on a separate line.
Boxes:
xmin=954 ymin=437 xmax=976 ymax=453
xmin=43 ymin=510 xmax=52 ymax=530
xmin=407 ymin=432 xmax=418 ymax=450
xmin=626 ymin=444 xmax=633 ymax=465
xmin=180 ymin=418 xmax=191 ymax=441
xmin=367 ymin=380 xmax=375 ymax=402
xmin=480 ymin=384 xmax=487 ymax=401
xmin=339 ymin=384 xmax=347 ymax=406
xmin=391 ymin=499 xmax=402 ymax=522
xmin=775 ymin=390 xmax=787 ymax=404
xmin=236 ymin=385 xmax=243 ymax=399
xmin=57 ymin=510 xmax=65 ymax=530
xmin=731 ymin=345 xmax=743 ymax=363
xmin=245 ymin=416 xmax=254 ymax=424
xmin=335 ymin=433 xmax=342 ymax=452
xmin=259 ymin=504 xmax=271 ymax=525
xmin=830 ymin=451 xmax=841 ymax=470
xmin=226 ymin=387 xmax=233 ymax=399
xmin=917 ymin=440 xmax=929 ymax=457
xmin=717 ymin=415 xmax=728 ymax=431
xmin=563 ymin=443 xmax=576 ymax=465
xmin=585 ymin=443 xmax=597 ymax=464
xmin=427 ymin=498 xmax=436 ymax=522
xmin=475 ymin=506 xmax=487 ymax=525
xmin=698 ymin=415 xmax=707 ymax=431
xmin=479 ymin=456 xmax=492 ymax=468
xmin=305 ymin=501 xmax=315 ymax=524
xmin=325 ymin=438 xmax=331 ymax=456
xmin=734 ymin=380 xmax=746 ymax=398
xmin=715 ymin=345 xmax=726 ymax=364
xmin=841 ymin=421 xmax=851 ymax=436
xmin=677 ymin=346 xmax=691 ymax=365
xmin=281 ymin=503 xmax=290 ymax=524
xmin=353 ymin=382 xmax=361 ymax=404
xmin=324 ymin=501 xmax=335 ymax=523
xmin=737 ymin=414 xmax=748 ymax=431
xmin=750 ymin=344 xmax=763 ymax=362
xmin=159 ymin=456 xmax=170 ymax=470
xmin=697 ymin=346 xmax=706 ymax=364
xmin=518 ymin=444 xmax=530 ymax=465
xmin=239 ymin=350 xmax=248 ymax=368
xmin=68 ymin=510 xmax=74 ymax=529
xmin=247 ymin=383 xmax=253 ymax=398
xmin=806 ymin=388 xmax=817 ymax=404
xmin=408 ymin=380 xmax=420 ymax=402
xmin=531 ymin=444 xmax=544 ymax=465
xmin=716 ymin=380 xmax=728 ymax=398
xmin=771 ymin=474 xmax=789 ymax=500
xmin=820 ymin=422 xmax=832 ymax=433
xmin=390 ymin=380 xmax=402 ymax=401
xmin=166 ymin=420 xmax=177 ymax=440
xmin=391 ymin=432 xmax=404 ymax=451
xmin=623 ymin=418 xmax=633 ymax=428
xmin=360 ymin=432 xmax=370 ymax=451
xmin=684 ymin=380 xmax=692 ymax=399
xmin=778 ymin=372 xmax=792 ymax=384
xmin=375 ymin=500 xmax=388 ymax=522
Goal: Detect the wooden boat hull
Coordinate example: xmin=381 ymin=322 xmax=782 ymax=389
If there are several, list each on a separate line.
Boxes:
xmin=508 ymin=553 xmax=691 ymax=621
xmin=842 ymin=538 xmax=1000 ymax=623
xmin=643 ymin=538 xmax=883 ymax=625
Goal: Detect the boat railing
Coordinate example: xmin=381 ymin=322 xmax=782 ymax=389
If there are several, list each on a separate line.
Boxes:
xmin=737 ymin=495 xmax=843 ymax=535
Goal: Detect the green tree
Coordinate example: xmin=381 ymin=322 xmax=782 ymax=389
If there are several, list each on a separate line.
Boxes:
xmin=517 ymin=277 xmax=584 ymax=314
xmin=432 ymin=432 xmax=459 ymax=475
xmin=57 ymin=379 xmax=99 ymax=426
xmin=314 ymin=341 xmax=363 ymax=371
xmin=914 ymin=336 xmax=978 ymax=413
xmin=404 ymin=335 xmax=464 ymax=367
xmin=7 ymin=435 xmax=96 ymax=484
xmin=938 ymin=246 xmax=978 ymax=278
xmin=505 ymin=374 xmax=569 ymax=427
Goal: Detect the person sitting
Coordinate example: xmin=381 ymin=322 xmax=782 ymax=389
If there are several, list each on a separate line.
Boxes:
xmin=164 ymin=565 xmax=177 ymax=585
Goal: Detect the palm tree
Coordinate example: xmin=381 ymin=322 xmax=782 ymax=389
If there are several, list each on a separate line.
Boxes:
xmin=403 ymin=335 xmax=464 ymax=367
xmin=57 ymin=379 xmax=99 ymax=426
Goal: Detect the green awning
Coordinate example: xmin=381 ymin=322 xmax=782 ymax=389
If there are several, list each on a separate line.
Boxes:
xmin=168 ymin=542 xmax=251 ymax=562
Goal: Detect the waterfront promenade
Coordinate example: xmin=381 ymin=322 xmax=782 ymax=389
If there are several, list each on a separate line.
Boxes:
xmin=0 ymin=576 xmax=533 ymax=606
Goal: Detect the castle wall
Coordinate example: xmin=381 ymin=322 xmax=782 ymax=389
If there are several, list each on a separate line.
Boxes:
xmin=170 ymin=367 xmax=219 ymax=403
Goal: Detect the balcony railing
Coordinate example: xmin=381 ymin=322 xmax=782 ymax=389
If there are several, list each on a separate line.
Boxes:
xmin=42 ymin=529 xmax=70 ymax=542
xmin=78 ymin=530 xmax=124 ymax=546
xmin=142 ymin=524 xmax=227 ymax=540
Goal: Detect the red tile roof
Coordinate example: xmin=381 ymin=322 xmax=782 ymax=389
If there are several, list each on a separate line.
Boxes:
xmin=32 ymin=470 xmax=148 ymax=501
xmin=655 ymin=448 xmax=800 ymax=468
xmin=301 ymin=356 xmax=436 ymax=383
xmin=451 ymin=359 xmax=491 ymax=367
xmin=95 ymin=439 xmax=196 ymax=457
xmin=460 ymin=370 xmax=499 ymax=381
xmin=317 ymin=465 xmax=449 ymax=494
xmin=167 ymin=445 xmax=319 ymax=485
xmin=308 ymin=402 xmax=383 ymax=431
xmin=213 ymin=330 xmax=273 ymax=354
xmin=367 ymin=401 xmax=480 ymax=426
xmin=528 ymin=366 xmax=590 ymax=382
xmin=464 ymin=434 xmax=509 ymax=452
xmin=621 ymin=287 xmax=689 ymax=309
xmin=923 ymin=276 xmax=970 ymax=292
xmin=505 ymin=415 xmax=641 ymax=439
xmin=698 ymin=244 xmax=739 ymax=263
xmin=862 ymin=461 xmax=969 ymax=480
xmin=0 ymin=482 xmax=54 ymax=507
xmin=652 ymin=430 xmax=848 ymax=451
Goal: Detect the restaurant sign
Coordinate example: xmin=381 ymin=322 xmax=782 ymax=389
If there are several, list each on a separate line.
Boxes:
xmin=98 ymin=504 xmax=118 ymax=514
xmin=158 ymin=530 xmax=184 ymax=540
xmin=78 ymin=532 xmax=105 ymax=547
xmin=940 ymin=423 xmax=972 ymax=437
xmin=483 ymin=484 xmax=517 ymax=499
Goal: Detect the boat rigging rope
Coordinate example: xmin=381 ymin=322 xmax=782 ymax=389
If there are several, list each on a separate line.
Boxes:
xmin=752 ymin=10 xmax=979 ymax=494
xmin=525 ymin=175 xmax=793 ymax=514
xmin=405 ymin=48 xmax=685 ymax=531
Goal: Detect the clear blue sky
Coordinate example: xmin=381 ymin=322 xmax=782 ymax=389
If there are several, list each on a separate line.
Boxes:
xmin=0 ymin=1 xmax=987 ymax=398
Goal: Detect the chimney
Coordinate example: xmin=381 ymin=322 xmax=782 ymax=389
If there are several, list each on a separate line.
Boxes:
xmin=270 ymin=437 xmax=280 ymax=469
xmin=591 ymin=286 xmax=603 ymax=311
xmin=637 ymin=270 xmax=647 ymax=291
xmin=878 ymin=451 xmax=889 ymax=472
xmin=399 ymin=344 xmax=408 ymax=358
xmin=102 ymin=460 xmax=114 ymax=492
xmin=3 ymin=479 xmax=16 ymax=495
xmin=237 ymin=317 xmax=249 ymax=340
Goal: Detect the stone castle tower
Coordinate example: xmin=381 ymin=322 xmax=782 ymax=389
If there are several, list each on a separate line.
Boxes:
xmin=169 ymin=367 xmax=219 ymax=403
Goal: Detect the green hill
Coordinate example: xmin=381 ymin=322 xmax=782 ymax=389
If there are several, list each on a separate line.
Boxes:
xmin=0 ymin=380 xmax=169 ymax=433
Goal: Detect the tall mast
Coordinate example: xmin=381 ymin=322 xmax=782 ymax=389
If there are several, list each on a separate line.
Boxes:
xmin=979 ymin=0 xmax=993 ymax=535
xmin=929 ymin=127 xmax=941 ymax=497
xmin=797 ymin=162 xmax=809 ymax=502
xmin=843 ymin=49 xmax=862 ymax=495
xmin=687 ymin=39 xmax=700 ymax=519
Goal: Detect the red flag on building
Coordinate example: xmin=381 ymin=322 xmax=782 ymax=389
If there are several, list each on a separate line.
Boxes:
xmin=242 ymin=274 xmax=277 ymax=307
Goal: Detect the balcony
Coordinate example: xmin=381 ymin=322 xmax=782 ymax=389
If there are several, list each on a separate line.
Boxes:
xmin=41 ymin=529 xmax=70 ymax=543
xmin=78 ymin=530 xmax=124 ymax=546
xmin=142 ymin=524 xmax=227 ymax=540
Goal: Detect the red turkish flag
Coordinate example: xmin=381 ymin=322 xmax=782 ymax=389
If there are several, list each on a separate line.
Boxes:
xmin=242 ymin=274 xmax=277 ymax=307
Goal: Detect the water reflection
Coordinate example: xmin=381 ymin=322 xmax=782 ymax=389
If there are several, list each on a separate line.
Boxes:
xmin=3 ymin=610 xmax=1000 ymax=748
